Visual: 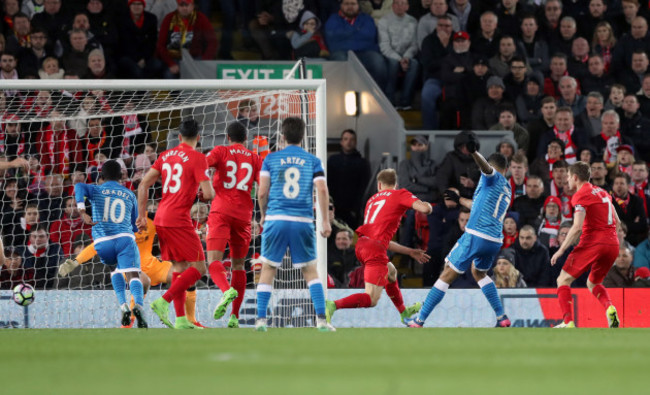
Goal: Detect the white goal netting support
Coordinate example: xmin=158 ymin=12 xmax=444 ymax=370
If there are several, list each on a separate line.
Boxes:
xmin=0 ymin=78 xmax=327 ymax=328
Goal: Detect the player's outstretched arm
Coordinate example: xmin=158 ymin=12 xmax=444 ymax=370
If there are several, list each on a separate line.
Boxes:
xmin=0 ymin=157 xmax=29 ymax=171
xmin=551 ymin=209 xmax=586 ymax=265
xmin=257 ymin=174 xmax=271 ymax=225
xmin=388 ymin=241 xmax=431 ymax=264
xmin=314 ymin=178 xmax=332 ymax=238
xmin=136 ymin=168 xmax=160 ymax=230
xmin=443 ymin=189 xmax=473 ymax=209
xmin=465 ymin=133 xmax=494 ymax=175
xmin=412 ymin=200 xmax=433 ymax=215
xmin=199 ymin=179 xmax=215 ymax=201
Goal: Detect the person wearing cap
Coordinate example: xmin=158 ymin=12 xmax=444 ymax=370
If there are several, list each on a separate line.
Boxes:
xmin=615 ymin=144 xmax=635 ymax=177
xmin=440 ymin=30 xmax=473 ymax=129
xmin=471 ymin=75 xmax=510 ymax=130
xmin=489 ymin=105 xmax=530 ymax=154
xmin=620 ymin=94 xmax=650 ymax=162
xmin=591 ymin=109 xmax=634 ymax=167
xmin=488 ymin=35 xmax=519 ymax=78
xmin=490 ymin=248 xmax=526 ymax=288
xmin=420 ymin=14 xmax=453 ymax=129
xmin=377 ymin=0 xmax=419 ymax=110
xmin=603 ymin=247 xmax=637 ymax=287
xmin=537 ymin=195 xmax=562 ymax=248
xmin=612 ymin=173 xmax=648 ymax=246
xmin=157 ymin=0 xmax=217 ymax=79
xmin=514 ymin=70 xmax=545 ymax=124
xmin=537 ymin=106 xmax=589 ymax=163
xmin=513 ymin=224 xmax=553 ymax=287
xmin=117 ymin=0 xmax=162 ymax=79
xmin=516 ymin=14 xmax=549 ymax=74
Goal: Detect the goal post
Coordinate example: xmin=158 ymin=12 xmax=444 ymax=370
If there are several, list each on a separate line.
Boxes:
xmin=0 ymin=78 xmax=328 ymax=328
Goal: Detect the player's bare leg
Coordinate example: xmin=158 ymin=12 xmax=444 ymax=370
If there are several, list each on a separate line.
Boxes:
xmin=407 ymin=263 xmax=460 ymax=327
xmin=471 ymin=265 xmax=510 ymax=327
xmin=207 ymin=249 xmax=238 ymax=320
xmin=325 ymin=279 xmax=383 ymax=325
xmin=555 ymin=270 xmax=577 ymax=328
xmin=301 ymin=264 xmax=334 ymax=332
xmin=255 ymin=263 xmax=278 ymax=331
xmin=385 ymin=262 xmax=422 ymax=323
xmin=587 ymin=278 xmax=619 ymax=328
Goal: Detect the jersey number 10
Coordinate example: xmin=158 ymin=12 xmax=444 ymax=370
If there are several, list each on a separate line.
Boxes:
xmin=103 ymin=197 xmax=126 ymax=223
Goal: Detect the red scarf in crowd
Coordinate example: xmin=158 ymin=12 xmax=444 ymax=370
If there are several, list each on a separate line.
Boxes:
xmin=613 ymin=192 xmax=631 ymax=213
xmin=502 ymin=231 xmax=518 ymax=249
xmin=131 ymin=11 xmax=145 ymax=28
xmin=539 ymin=217 xmax=560 ymax=247
xmin=635 ymin=180 xmax=648 ymax=216
xmin=619 ymin=164 xmax=633 ymax=177
xmin=509 ymin=176 xmax=527 ymax=206
xmin=553 ymin=125 xmax=577 ymax=163
xmin=545 ymin=155 xmax=558 ymax=180
xmin=20 ymin=217 xmax=33 ymax=232
xmin=27 ymin=241 xmax=47 ymax=257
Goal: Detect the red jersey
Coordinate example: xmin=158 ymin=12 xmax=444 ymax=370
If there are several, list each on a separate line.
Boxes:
xmin=571 ymin=182 xmax=619 ymax=246
xmin=356 ymin=189 xmax=419 ymax=249
xmin=152 ymin=143 xmax=210 ymax=228
xmin=206 ymin=143 xmax=262 ymax=220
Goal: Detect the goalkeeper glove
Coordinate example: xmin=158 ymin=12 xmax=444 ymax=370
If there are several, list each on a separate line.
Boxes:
xmin=58 ymin=259 xmax=80 ymax=277
xmin=466 ymin=134 xmax=478 ymax=154
xmin=443 ymin=189 xmax=461 ymax=205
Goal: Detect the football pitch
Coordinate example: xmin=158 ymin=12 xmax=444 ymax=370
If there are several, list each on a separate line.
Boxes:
xmin=2 ymin=328 xmax=648 ymax=394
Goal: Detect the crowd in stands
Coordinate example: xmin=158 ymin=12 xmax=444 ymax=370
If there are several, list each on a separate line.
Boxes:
xmin=4 ymin=0 xmax=650 ymax=290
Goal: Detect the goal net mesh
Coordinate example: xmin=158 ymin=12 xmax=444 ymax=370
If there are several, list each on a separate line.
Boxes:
xmin=0 ymin=82 xmax=322 ymax=328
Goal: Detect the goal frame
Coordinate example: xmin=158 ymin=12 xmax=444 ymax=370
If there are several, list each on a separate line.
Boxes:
xmin=1 ymin=78 xmax=329 ymax=291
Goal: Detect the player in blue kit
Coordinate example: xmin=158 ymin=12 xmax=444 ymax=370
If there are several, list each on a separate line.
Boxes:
xmin=407 ymin=134 xmax=512 ymax=328
xmin=255 ymin=117 xmax=334 ymax=332
xmin=75 ymin=160 xmax=147 ymax=328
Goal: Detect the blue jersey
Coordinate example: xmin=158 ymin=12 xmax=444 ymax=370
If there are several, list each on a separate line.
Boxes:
xmin=75 ymin=181 xmax=139 ymax=243
xmin=465 ymin=170 xmax=511 ymax=243
xmin=261 ymin=145 xmax=325 ymax=220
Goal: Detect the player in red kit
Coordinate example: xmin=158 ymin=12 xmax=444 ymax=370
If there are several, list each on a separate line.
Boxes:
xmin=325 ymin=169 xmax=433 ymax=325
xmin=551 ymin=161 xmax=622 ymax=328
xmin=136 ymin=118 xmax=216 ymax=329
xmin=205 ymin=121 xmax=262 ymax=327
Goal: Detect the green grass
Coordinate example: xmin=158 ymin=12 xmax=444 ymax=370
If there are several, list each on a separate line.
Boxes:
xmin=2 ymin=328 xmax=649 ymax=394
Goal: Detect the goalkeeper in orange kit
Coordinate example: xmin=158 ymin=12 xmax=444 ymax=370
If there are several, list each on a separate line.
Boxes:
xmin=58 ymin=216 xmax=205 ymax=328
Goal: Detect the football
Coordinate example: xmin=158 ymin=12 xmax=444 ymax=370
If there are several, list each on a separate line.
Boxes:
xmin=13 ymin=283 xmax=35 ymax=306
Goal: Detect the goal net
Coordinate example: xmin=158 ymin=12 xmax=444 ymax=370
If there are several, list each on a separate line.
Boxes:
xmin=0 ymin=79 xmax=327 ymax=329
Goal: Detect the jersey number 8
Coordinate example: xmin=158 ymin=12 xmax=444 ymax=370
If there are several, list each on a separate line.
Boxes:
xmin=283 ymin=167 xmax=300 ymax=198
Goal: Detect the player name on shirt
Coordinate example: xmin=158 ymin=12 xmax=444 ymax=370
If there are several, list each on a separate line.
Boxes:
xmin=373 ymin=191 xmax=395 ymax=198
xmin=229 ymin=147 xmax=252 ymax=156
xmin=101 ymin=189 xmax=131 ymax=198
xmin=280 ymin=157 xmax=306 ymax=166
xmin=161 ymin=149 xmax=190 ymax=163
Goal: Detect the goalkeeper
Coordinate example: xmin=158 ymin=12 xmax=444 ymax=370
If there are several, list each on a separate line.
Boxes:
xmin=58 ymin=215 xmax=205 ymax=328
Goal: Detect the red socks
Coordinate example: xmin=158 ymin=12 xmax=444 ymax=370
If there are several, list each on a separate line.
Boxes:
xmin=335 ymin=293 xmax=372 ymax=309
xmin=231 ymin=270 xmax=247 ymax=318
xmin=592 ymin=284 xmax=613 ymax=308
xmin=385 ymin=280 xmax=406 ymax=313
xmin=557 ymin=285 xmax=573 ymax=324
xmin=209 ymin=261 xmax=231 ymax=293
xmin=163 ymin=267 xmax=202 ymax=317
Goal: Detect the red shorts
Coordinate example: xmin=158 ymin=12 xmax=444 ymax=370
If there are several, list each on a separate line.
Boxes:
xmin=563 ymin=243 xmax=619 ymax=284
xmin=355 ymin=237 xmax=389 ymax=287
xmin=206 ymin=212 xmax=251 ymax=259
xmin=156 ymin=225 xmax=205 ymax=263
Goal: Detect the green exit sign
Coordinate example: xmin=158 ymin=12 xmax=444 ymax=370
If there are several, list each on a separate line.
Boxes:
xmin=217 ymin=64 xmax=323 ymax=79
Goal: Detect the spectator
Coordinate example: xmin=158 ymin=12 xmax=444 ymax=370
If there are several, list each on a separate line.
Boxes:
xmin=604 ymin=83 xmax=626 ymax=111
xmin=592 ymin=110 xmax=633 ymax=167
xmin=442 ymin=206 xmax=470 ymax=258
xmin=537 ymin=106 xmax=588 ymax=163
xmin=543 ymin=53 xmax=568 ymax=99
xmin=16 ymin=27 xmax=53 ymax=78
xmin=420 ymin=14 xmax=453 ymax=129
xmin=620 ymin=95 xmax=650 ymax=163
xmin=60 ymin=29 xmax=92 ymax=77
xmin=377 ymin=0 xmax=419 ymax=110
xmin=615 ymin=0 xmax=640 ymax=36
xmin=632 ymin=267 xmax=650 ymax=287
xmin=495 ymin=135 xmax=517 ymax=161
xmin=290 ymin=10 xmax=330 ymax=60
xmin=549 ymin=16 xmax=577 ymax=58
xmin=611 ymin=16 xmax=650 ymax=75
xmin=21 ymin=223 xmax=63 ymax=289
xmin=531 ymin=137 xmax=566 ymax=186
xmin=515 ymin=69 xmax=545 ymax=125
xmin=556 ymin=76 xmax=586 ymax=116
xmin=448 ymin=0 xmax=480 ymax=34
xmin=49 ymin=196 xmax=92 ymax=257
xmin=327 ymin=198 xmax=354 ymax=252
xmin=491 ymin=247 xmax=526 ymax=288
xmin=575 ymin=92 xmax=604 ymax=138
xmin=580 ymin=55 xmax=614 ymax=99
xmin=83 ymin=49 xmax=114 ymax=79
xmin=638 ymin=74 xmax=650 ymax=116
xmin=537 ymin=195 xmax=562 ymax=248
xmin=472 ymin=76 xmax=509 ymax=130
xmin=621 ymin=49 xmax=649 ymax=94
xmin=567 ymin=37 xmax=590 ymax=81
xmin=612 ymin=173 xmax=648 ymax=245
xmin=327 ymin=129 xmax=371 ymax=228
xmin=434 ymin=130 xmax=480 ymax=198
xmin=416 ymin=0 xmax=460 ymax=49
xmin=38 ymin=173 xmax=65 ymax=223
xmin=0 ymin=247 xmax=35 ymax=290
xmin=512 ymin=175 xmax=547 ymax=227
xmin=592 ymin=21 xmax=617 ymax=73
xmin=603 ymin=247 xmax=637 ymax=287
xmin=503 ymin=55 xmax=529 ymax=101
xmin=488 ymin=35 xmax=518 ymax=78
xmin=0 ymin=52 xmax=19 ymax=88
xmin=464 ymin=56 xmax=491 ymax=105
xmin=615 ymin=144 xmax=636 ymax=178
xmin=1 ymin=114 xmax=30 ymax=160
xmin=470 ymin=11 xmax=500 ymax=59
xmin=513 ymin=224 xmax=552 ymax=287
xmin=590 ymin=159 xmax=612 ymax=193
xmin=117 ymin=0 xmax=161 ymax=79
xmin=327 ymin=228 xmax=360 ymax=288
xmin=1 ymin=0 xmax=20 ymax=37
xmin=324 ymin=0 xmax=387 ymax=90
xmin=66 ymin=12 xmax=103 ymax=53
xmin=440 ymin=30 xmax=473 ymax=129
xmin=538 ymin=0 xmax=562 ymax=43
xmin=236 ymin=98 xmax=259 ymax=130
xmin=517 ymin=13 xmax=550 ymax=74
xmin=525 ymin=96 xmax=556 ymax=162
xmin=4 ymin=12 xmax=31 ymax=54
xmin=360 ymin=0 xmax=392 ymax=23
xmin=30 ymin=0 xmax=68 ymax=48
xmin=631 ymin=161 xmax=650 ymax=217
xmin=7 ymin=202 xmax=40 ymax=248
xmin=489 ymin=106 xmax=530 ymax=154
xmin=579 ymin=0 xmax=608 ymax=44
xmin=502 ymin=213 xmax=519 ymax=249
xmin=86 ymin=117 xmax=119 ymax=164
xmin=508 ymin=152 xmax=528 ymax=203
xmin=425 ymin=187 xmax=460 ymax=285
xmin=398 ymin=135 xmax=437 ymax=248
xmin=157 ymin=0 xmax=217 ymax=79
